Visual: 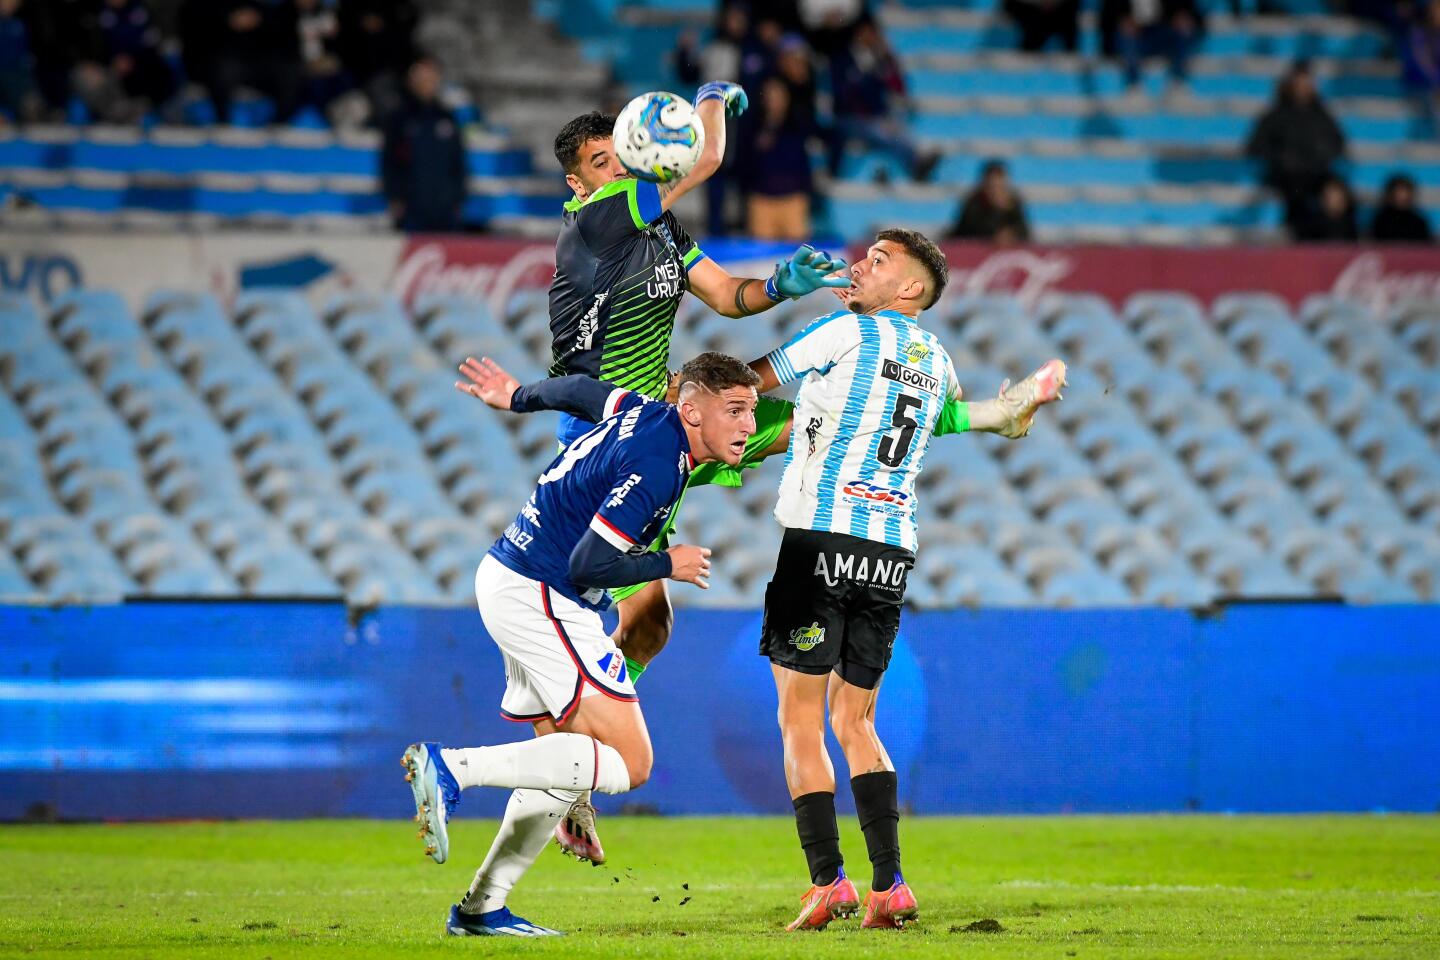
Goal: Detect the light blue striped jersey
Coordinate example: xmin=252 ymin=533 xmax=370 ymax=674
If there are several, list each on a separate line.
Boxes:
xmin=764 ymin=309 xmax=958 ymax=552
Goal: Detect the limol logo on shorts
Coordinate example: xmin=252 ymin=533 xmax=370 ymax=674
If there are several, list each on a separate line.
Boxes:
xmin=789 ymin=622 xmax=826 ymax=652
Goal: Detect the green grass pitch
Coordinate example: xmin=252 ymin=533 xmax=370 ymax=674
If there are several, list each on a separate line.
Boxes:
xmin=1 ymin=815 xmax=1437 ymax=958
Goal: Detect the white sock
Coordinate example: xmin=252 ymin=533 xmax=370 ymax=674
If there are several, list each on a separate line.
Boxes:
xmin=442 ymin=734 xmax=632 ymax=794
xmin=459 ymin=788 xmax=579 ymax=914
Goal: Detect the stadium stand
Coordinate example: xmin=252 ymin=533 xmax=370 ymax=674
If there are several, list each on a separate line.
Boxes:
xmin=1 ymin=1 xmax=1434 ymax=241
xmin=542 ymin=0 xmax=1440 ymax=242
xmin=3 ymin=283 xmax=1438 ymax=608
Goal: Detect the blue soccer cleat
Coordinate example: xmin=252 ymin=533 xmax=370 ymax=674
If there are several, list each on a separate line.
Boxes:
xmin=446 ymin=904 xmax=564 ymax=937
xmin=401 ymin=742 xmax=460 ymax=864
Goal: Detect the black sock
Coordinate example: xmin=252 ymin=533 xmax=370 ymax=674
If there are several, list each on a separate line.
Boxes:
xmin=851 ymin=771 xmax=901 ymax=892
xmin=791 ymin=791 xmax=843 ymax=886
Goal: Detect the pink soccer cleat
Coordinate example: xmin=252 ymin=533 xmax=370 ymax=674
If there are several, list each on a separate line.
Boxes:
xmin=785 ymin=870 xmax=861 ymax=931
xmin=553 ymin=796 xmax=605 ymax=865
xmin=861 ymin=880 xmax=919 ymax=929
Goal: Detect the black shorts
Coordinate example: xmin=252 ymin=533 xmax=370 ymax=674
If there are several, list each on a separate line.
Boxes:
xmin=760 ymin=527 xmax=914 ymax=690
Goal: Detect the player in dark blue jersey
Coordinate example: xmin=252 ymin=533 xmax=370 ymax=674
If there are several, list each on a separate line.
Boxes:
xmin=401 ymin=353 xmax=760 ymax=937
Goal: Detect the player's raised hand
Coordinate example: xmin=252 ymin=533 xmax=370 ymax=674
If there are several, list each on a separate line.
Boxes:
xmin=771 ymin=244 xmax=853 ymax=299
xmin=666 ymin=544 xmax=711 ymax=589
xmin=455 ymin=356 xmax=520 ymax=411
xmin=694 ymin=81 xmax=748 ymax=117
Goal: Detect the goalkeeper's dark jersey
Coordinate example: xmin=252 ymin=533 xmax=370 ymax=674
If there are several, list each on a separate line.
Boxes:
xmin=548 ymin=177 xmax=706 ymax=445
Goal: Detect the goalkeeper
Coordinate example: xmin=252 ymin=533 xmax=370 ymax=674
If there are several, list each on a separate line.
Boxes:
xmin=546 ymin=86 xmax=851 ymax=696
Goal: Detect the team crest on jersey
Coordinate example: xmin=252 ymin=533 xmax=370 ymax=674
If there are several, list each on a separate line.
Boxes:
xmin=904 ymin=341 xmax=931 ymax=364
xmin=597 ymin=652 xmax=627 ymax=682
xmin=789 ymin=622 xmax=826 ymax=652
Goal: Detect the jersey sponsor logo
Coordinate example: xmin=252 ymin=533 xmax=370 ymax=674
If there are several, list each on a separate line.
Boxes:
xmin=813 ymin=551 xmax=909 ymax=590
xmin=881 ymin=359 xmax=939 ymax=396
xmin=647 ymin=259 xmax=684 ymax=300
xmin=904 ymin=340 xmax=931 ymax=364
xmin=842 ymin=479 xmax=912 ymax=515
xmin=520 ymin=493 xmax=542 ymax=526
xmin=805 ymin=416 xmax=823 ymax=455
xmin=502 ymin=522 xmax=533 ymax=551
xmin=607 ymin=473 xmax=644 ymax=508
xmin=618 ymin=406 xmax=642 ymax=439
xmin=789 ymin=621 xmax=826 ymax=652
xmin=577 ymin=292 xmax=608 ymax=351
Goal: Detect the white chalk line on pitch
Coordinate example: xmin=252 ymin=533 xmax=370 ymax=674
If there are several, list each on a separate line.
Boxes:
xmin=4 ymin=880 xmax=1438 ymax=901
xmin=1000 ymin=879 xmax=1440 ymax=899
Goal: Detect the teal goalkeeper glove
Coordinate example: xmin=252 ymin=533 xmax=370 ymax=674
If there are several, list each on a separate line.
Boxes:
xmin=694 ymin=81 xmax=748 ymax=117
xmin=765 ymin=244 xmax=852 ymax=300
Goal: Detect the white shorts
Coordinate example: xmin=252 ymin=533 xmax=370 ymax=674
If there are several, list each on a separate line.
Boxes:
xmin=475 ymin=554 xmax=637 ymax=724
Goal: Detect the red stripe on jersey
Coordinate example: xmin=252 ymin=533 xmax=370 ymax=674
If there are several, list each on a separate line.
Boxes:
xmin=593 ymin=513 xmax=636 ymax=544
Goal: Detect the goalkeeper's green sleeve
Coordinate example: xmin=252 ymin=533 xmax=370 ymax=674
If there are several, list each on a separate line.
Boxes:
xmin=934 ymin=397 xmax=970 ymax=436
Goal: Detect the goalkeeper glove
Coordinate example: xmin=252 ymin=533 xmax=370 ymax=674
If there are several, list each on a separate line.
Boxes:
xmin=765 ymin=244 xmax=853 ymax=301
xmin=694 ymin=81 xmax=749 ymax=117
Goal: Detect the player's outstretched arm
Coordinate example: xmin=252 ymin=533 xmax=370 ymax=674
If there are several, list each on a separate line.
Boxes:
xmin=456 ymin=357 xmax=629 ymax=423
xmin=689 ymin=245 xmax=852 ymax=319
xmin=950 ymin=358 xmax=1068 ymax=439
xmin=656 ymin=82 xmax=748 ymax=213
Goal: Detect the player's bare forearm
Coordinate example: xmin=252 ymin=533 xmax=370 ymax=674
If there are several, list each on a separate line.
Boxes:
xmin=656 ymin=93 xmax=731 ymax=211
xmin=748 ymin=355 xmax=782 ymax=393
xmin=688 ymin=259 xmax=779 ymax=319
xmin=691 ymin=246 xmax=852 ymax=319
xmin=690 ymin=97 xmax=726 ymax=182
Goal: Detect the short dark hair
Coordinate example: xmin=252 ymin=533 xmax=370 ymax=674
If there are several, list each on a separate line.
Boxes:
xmin=678 ymin=352 xmax=761 ymax=395
xmin=875 ymin=227 xmax=949 ymax=309
xmin=554 ymin=112 xmax=617 ymax=175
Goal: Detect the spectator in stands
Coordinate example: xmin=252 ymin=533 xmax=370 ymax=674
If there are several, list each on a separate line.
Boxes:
xmin=296 ymin=0 xmax=350 ymax=120
xmin=675 ymin=4 xmax=760 ymax=89
xmin=1294 ymin=175 xmax=1359 ymax=242
xmin=949 ymin=160 xmax=1032 ymax=245
xmin=1245 ymin=61 xmax=1347 ymax=237
xmin=206 ymin=0 xmax=304 ymax=124
xmin=1005 ymin=0 xmax=1080 ymax=53
xmin=338 ymin=0 xmax=417 ymax=125
xmin=828 ymin=20 xmax=939 ymax=181
xmin=798 ymin=0 xmax=867 ymax=56
xmin=382 ymin=55 xmax=467 ymax=233
xmin=736 ymin=76 xmax=813 ymax=240
xmin=20 ymin=0 xmax=99 ymax=118
xmin=1100 ymin=0 xmax=1200 ymax=89
xmin=93 ymin=0 xmax=175 ymax=114
xmin=672 ymin=4 xmax=769 ymax=234
xmin=1401 ymin=0 xmax=1440 ymax=128
xmin=0 ymin=0 xmax=35 ymax=124
xmin=1370 ymin=173 xmax=1434 ymax=242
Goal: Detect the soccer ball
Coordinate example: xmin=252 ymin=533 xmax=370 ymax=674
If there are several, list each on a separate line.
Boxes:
xmin=613 ymin=91 xmax=705 ymax=184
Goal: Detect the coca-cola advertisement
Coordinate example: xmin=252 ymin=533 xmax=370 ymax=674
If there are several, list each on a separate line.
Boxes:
xmin=5 ymin=232 xmax=1440 ymax=318
xmin=928 ymin=242 xmax=1440 ymax=314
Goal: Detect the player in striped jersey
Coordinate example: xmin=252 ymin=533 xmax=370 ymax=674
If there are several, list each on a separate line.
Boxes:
xmin=751 ymin=229 xmax=1065 ymax=931
xmin=456 ymin=226 xmax=1064 ymax=882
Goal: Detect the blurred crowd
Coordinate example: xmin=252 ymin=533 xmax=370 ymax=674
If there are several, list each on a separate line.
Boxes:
xmin=673 ymin=0 xmax=938 ymax=240
xmin=1247 ymin=59 xmax=1432 ymax=243
xmin=0 ymin=0 xmax=436 ymax=129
